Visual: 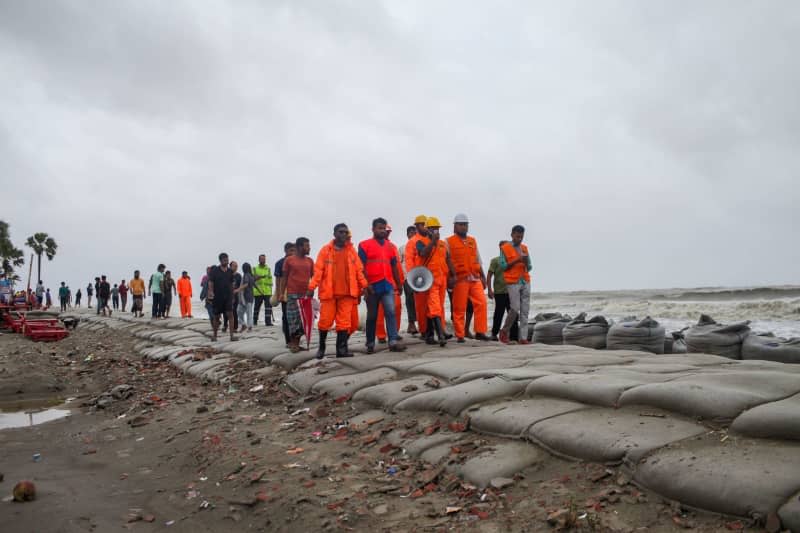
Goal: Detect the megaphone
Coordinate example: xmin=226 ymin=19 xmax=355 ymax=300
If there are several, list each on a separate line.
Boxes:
xmin=407 ymin=266 xmax=433 ymax=292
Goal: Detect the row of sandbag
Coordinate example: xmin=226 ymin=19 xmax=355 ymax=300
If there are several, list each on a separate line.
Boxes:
xmin=530 ymin=312 xmax=800 ymax=362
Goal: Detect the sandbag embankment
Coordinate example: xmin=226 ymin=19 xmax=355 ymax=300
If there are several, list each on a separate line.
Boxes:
xmin=742 ymin=333 xmax=800 ymax=364
xmin=605 ymin=317 xmax=665 ymax=354
xmin=532 ymin=313 xmax=571 ymax=345
xmin=685 ymin=314 xmax=750 ymax=359
xmin=562 ymin=312 xmax=610 ymax=349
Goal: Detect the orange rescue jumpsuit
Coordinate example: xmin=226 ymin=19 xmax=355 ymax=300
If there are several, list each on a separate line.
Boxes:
xmin=424 ymin=240 xmax=449 ymax=321
xmin=177 ymin=276 xmax=193 ymax=318
xmin=308 ymin=241 xmax=368 ymax=333
xmin=447 ymin=235 xmax=487 ymax=338
xmin=405 ymin=233 xmax=430 ymax=335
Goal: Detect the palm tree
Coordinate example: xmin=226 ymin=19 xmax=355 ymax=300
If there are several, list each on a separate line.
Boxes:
xmin=26 ymin=232 xmax=58 ymax=283
xmin=0 ymin=220 xmax=25 ymax=280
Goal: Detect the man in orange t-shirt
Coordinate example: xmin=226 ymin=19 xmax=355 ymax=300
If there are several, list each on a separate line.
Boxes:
xmin=128 ymin=270 xmax=146 ymax=318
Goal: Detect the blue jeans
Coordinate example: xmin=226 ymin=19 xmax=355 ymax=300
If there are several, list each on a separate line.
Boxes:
xmin=365 ymin=285 xmax=399 ymax=345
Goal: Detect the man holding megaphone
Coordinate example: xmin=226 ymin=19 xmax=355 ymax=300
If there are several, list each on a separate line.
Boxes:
xmin=414 ymin=216 xmax=457 ymax=347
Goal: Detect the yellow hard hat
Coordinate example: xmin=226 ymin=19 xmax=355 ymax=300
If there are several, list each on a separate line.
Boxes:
xmin=426 ymin=216 xmax=442 ymax=228
xmin=414 ymin=214 xmax=427 ymax=225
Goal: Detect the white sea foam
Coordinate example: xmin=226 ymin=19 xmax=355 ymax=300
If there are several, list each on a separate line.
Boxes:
xmin=531 ymin=285 xmax=800 ymax=338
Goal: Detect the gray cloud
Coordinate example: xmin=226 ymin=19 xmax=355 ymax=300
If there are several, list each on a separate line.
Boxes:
xmin=1 ymin=0 xmax=798 ymax=291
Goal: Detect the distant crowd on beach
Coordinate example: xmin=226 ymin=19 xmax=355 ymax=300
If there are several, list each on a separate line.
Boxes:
xmin=12 ymin=214 xmax=532 ymax=359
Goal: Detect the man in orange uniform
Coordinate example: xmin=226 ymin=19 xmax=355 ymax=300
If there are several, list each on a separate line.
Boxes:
xmin=417 ymin=216 xmax=456 ymax=347
xmin=499 ymin=225 xmax=533 ymax=344
xmin=177 ymin=271 xmax=193 ymax=318
xmin=359 ymin=217 xmax=407 ymax=354
xmin=308 ymin=223 xmax=368 ymax=359
xmin=446 ymin=214 xmax=489 ymax=342
xmin=376 ymin=224 xmax=403 ymax=343
xmin=405 ymin=215 xmax=431 ymax=340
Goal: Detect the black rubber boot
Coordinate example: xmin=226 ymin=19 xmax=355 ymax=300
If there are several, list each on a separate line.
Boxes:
xmin=315 ymin=330 xmax=328 ymax=359
xmin=433 ymin=317 xmax=447 ymax=347
xmin=424 ymin=318 xmax=437 ymax=345
xmin=336 ymin=331 xmax=354 ymax=358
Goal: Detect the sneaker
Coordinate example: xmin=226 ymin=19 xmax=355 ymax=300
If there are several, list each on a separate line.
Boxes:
xmin=366 ymin=344 xmax=375 ymax=354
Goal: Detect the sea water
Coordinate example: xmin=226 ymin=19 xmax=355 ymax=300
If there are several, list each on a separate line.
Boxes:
xmin=531 ymin=285 xmax=800 ymax=337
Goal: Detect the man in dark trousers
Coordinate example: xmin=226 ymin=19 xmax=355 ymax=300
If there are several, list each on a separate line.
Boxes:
xmin=273 ymin=242 xmax=296 ymax=347
xmin=207 ymin=253 xmax=238 ymax=343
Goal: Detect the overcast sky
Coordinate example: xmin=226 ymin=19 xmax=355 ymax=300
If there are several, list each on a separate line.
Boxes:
xmin=1 ymin=1 xmax=799 ymax=292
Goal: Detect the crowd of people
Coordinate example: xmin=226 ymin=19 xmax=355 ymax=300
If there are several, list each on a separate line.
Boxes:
xmin=201 ymin=214 xmax=532 ymax=357
xmin=10 ymin=214 xmax=531 ymax=359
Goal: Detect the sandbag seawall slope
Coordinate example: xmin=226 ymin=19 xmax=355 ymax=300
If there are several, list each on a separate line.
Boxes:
xmin=633 ymin=435 xmax=800 ymax=525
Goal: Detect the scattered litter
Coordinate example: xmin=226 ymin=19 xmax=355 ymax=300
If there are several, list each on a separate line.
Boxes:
xmin=290 ymin=408 xmax=310 ymax=416
xmin=286 ymin=447 xmax=305 ymax=455
xmin=12 ymin=481 xmax=36 ymax=502
xmin=32 ymin=453 xmax=41 ymax=462
xmin=249 ymin=384 xmax=264 ymax=393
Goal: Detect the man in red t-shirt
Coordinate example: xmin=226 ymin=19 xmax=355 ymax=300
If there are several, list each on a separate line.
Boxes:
xmin=277 ymin=237 xmax=315 ymax=353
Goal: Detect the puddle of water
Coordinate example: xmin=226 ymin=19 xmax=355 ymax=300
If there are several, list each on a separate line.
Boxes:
xmin=0 ymin=408 xmax=71 ymax=430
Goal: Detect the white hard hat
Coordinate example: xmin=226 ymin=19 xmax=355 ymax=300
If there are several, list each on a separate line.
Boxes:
xmin=453 ymin=213 xmax=469 ymax=224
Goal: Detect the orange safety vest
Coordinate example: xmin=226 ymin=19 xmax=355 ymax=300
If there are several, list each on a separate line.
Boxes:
xmin=446 ymin=235 xmax=481 ymax=281
xmin=501 ymin=242 xmax=531 ymax=284
xmin=308 ymin=241 xmax=368 ymax=299
xmin=358 ymin=238 xmax=398 ymax=288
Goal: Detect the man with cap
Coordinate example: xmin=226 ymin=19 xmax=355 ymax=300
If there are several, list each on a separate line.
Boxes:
xmin=416 ymin=216 xmax=456 ymax=346
xmin=405 ymin=215 xmax=431 ymax=341
xmin=446 ymin=214 xmax=489 ymax=342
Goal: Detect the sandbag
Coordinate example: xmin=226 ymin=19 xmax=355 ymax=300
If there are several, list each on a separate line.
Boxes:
xmin=664 ymin=330 xmax=687 ymax=354
xmin=562 ymin=313 xmax=610 ymax=349
xmin=452 ymin=442 xmax=546 ymax=489
xmin=468 ymin=398 xmax=587 ymax=438
xmin=633 ymin=438 xmax=800 ymax=523
xmin=528 ymin=406 xmax=705 ymax=465
xmin=684 ymin=314 xmax=750 ymax=359
xmin=532 ymin=313 xmax=571 ymax=345
xmin=742 ymin=333 xmax=800 ymax=364
xmin=394 ymin=376 xmax=529 ymax=415
xmin=730 ymin=393 xmax=800 ymax=441
xmin=311 ymin=368 xmax=397 ymax=398
xmin=618 ymin=370 xmax=800 ymax=422
xmin=606 ymin=317 xmax=665 ymax=354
